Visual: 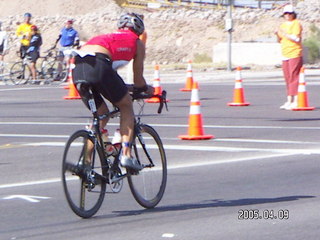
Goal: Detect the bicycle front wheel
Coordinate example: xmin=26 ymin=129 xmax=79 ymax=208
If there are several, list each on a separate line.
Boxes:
xmin=128 ymin=124 xmax=167 ymax=208
xmin=10 ymin=62 xmax=29 ymax=85
xmin=62 ymin=130 xmax=107 ymax=218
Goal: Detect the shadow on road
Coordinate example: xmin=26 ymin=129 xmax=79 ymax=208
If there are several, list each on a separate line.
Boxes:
xmin=112 ymin=195 xmax=315 ymax=217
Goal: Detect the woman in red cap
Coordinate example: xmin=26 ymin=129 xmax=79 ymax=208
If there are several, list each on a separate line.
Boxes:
xmin=27 ymin=25 xmax=42 ymax=84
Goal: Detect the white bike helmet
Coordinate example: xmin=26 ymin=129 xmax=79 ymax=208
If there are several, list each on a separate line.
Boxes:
xmin=117 ymin=13 xmax=145 ymax=36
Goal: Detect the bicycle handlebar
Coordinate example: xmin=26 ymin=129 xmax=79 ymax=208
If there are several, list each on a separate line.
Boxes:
xmin=132 ymin=90 xmax=168 ymax=114
xmin=44 ymin=46 xmax=56 ymax=53
xmin=127 ymin=84 xmax=168 ymax=114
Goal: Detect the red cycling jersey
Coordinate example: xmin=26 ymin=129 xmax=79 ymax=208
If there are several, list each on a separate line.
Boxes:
xmin=85 ymin=29 xmax=138 ymax=69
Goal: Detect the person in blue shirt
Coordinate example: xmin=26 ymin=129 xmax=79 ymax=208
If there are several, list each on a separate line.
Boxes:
xmin=54 ymin=19 xmax=79 ymax=80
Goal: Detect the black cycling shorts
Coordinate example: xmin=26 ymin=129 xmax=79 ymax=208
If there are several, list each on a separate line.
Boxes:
xmin=72 ymin=53 xmax=128 ymax=108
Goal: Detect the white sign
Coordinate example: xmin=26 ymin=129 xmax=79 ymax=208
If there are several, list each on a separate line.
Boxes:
xmin=148 ymin=2 xmax=161 ymax=8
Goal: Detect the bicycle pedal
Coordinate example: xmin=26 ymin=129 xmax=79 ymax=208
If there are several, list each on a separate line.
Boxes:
xmin=110 ymin=174 xmax=126 ymax=184
xmin=85 ymin=182 xmax=95 ymax=191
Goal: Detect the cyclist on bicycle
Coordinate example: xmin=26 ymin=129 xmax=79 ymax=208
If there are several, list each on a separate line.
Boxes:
xmin=16 ymin=13 xmax=32 ymax=59
xmin=72 ymin=13 xmax=153 ymax=171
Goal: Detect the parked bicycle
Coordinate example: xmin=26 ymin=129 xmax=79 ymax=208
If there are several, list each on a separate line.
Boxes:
xmin=10 ymin=57 xmax=32 ymax=85
xmin=10 ymin=50 xmax=47 ymax=85
xmin=9 ymin=48 xmax=68 ymax=85
xmin=40 ymin=47 xmax=68 ymax=83
xmin=62 ymin=82 xmax=168 ymax=218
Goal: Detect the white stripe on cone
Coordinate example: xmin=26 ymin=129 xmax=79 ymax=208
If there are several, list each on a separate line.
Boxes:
xmin=190 ymin=105 xmax=201 ymax=115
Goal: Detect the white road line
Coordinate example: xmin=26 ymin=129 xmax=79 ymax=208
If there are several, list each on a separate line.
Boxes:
xmin=0 ymin=134 xmax=318 ymax=145
xmin=0 ymin=87 xmax=56 ymax=91
xmin=0 ymin=134 xmax=68 ymax=138
xmin=0 ymin=121 xmax=319 ymax=130
xmin=12 ymin=142 xmax=320 ymax=154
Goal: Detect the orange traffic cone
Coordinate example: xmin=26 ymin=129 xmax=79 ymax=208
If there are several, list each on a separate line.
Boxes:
xmin=228 ymin=66 xmax=250 ymax=106
xmin=63 ymin=58 xmax=81 ymax=100
xmin=292 ymin=67 xmax=315 ymax=111
xmin=179 ymin=81 xmax=214 ymax=140
xmin=146 ymin=64 xmax=167 ymax=103
xmin=180 ymin=60 xmax=194 ymax=92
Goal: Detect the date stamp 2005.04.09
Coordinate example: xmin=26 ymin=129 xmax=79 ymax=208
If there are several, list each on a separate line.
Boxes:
xmin=238 ymin=209 xmax=289 ymax=220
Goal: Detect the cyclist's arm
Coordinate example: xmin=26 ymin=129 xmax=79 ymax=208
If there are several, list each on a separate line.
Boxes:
xmin=132 ymin=39 xmax=153 ymax=95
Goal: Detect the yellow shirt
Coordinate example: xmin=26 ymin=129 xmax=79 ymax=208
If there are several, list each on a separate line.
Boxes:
xmin=16 ymin=23 xmax=32 ymax=46
xmin=279 ymin=19 xmax=303 ymax=59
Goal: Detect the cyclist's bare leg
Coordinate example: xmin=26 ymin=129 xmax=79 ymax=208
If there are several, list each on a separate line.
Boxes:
xmin=114 ymin=92 xmax=134 ymax=157
xmin=97 ymin=101 xmax=110 ymax=128
xmin=84 ymin=102 xmax=109 ymax=165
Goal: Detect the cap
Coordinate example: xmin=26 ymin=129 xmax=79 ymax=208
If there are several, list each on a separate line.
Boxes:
xmin=24 ymin=12 xmax=32 ymax=18
xmin=66 ymin=19 xmax=74 ymax=24
xmin=283 ymin=4 xmax=295 ymax=14
xmin=31 ymin=25 xmax=38 ymax=31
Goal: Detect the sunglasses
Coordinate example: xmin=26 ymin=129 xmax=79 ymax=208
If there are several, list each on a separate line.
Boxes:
xmin=284 ymin=12 xmax=294 ymax=15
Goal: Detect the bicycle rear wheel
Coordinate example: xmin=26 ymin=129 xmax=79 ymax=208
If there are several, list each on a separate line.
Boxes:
xmin=128 ymin=124 xmax=167 ymax=208
xmin=62 ymin=130 xmax=107 ymax=218
xmin=43 ymin=60 xmax=67 ymax=82
xmin=10 ymin=62 xmax=30 ymax=85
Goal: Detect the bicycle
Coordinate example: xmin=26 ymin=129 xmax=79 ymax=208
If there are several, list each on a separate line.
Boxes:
xmin=9 ymin=56 xmax=33 ymax=85
xmin=9 ymin=52 xmax=51 ymax=85
xmin=40 ymin=47 xmax=68 ymax=83
xmin=62 ymin=82 xmax=168 ymax=218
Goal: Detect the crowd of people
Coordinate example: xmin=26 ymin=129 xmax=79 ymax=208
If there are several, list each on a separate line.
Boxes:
xmin=1 ymin=12 xmax=80 ymax=84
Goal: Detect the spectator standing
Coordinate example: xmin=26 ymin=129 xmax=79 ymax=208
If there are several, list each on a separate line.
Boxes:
xmin=54 ymin=19 xmax=79 ymax=76
xmin=0 ymin=21 xmax=8 ymax=61
xmin=16 ymin=13 xmax=32 ymax=59
xmin=27 ymin=25 xmax=42 ymax=84
xmin=275 ymin=4 xmax=303 ymax=110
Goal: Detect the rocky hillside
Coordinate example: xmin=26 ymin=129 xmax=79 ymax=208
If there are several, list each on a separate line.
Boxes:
xmin=0 ymin=0 xmax=319 ymax=64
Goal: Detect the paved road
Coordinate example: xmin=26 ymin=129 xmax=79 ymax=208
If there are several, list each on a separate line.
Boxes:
xmin=0 ymin=74 xmax=320 ymax=239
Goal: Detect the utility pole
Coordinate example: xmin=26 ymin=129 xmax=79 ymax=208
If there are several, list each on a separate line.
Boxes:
xmin=226 ymin=0 xmax=233 ymax=71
